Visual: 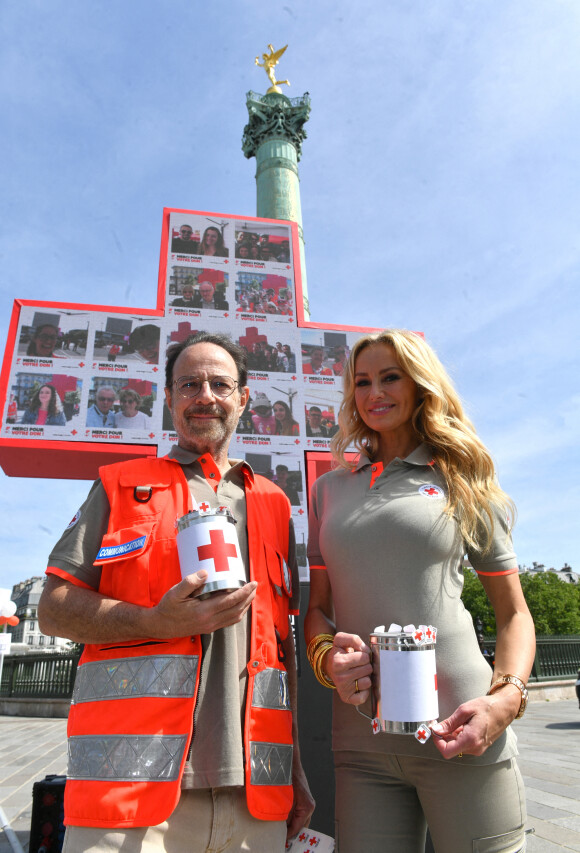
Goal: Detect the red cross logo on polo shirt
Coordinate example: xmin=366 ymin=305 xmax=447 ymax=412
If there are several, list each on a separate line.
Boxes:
xmin=197 ymin=529 xmax=237 ymax=572
xmin=424 ymin=487 xmax=438 ymax=496
xmin=198 ymin=502 xmax=210 ymax=512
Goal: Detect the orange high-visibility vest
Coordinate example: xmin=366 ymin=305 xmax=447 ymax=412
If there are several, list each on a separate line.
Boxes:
xmin=65 ymin=456 xmax=294 ymax=828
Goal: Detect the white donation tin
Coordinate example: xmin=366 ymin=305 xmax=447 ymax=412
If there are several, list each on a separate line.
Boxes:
xmin=370 ymin=623 xmax=439 ymax=735
xmin=176 ymin=506 xmax=245 ymax=596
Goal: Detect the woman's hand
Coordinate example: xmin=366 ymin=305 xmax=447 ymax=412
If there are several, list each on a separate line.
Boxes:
xmin=431 ymin=684 xmax=521 ymax=759
xmin=325 ymin=631 xmax=373 ymax=706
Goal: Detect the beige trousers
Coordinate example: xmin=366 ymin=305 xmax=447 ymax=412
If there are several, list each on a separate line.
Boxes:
xmin=62 ymin=787 xmax=286 ymax=853
xmin=334 ymin=751 xmax=527 ymax=853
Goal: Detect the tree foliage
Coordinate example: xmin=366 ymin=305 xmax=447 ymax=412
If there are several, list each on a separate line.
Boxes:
xmin=461 ymin=569 xmax=580 ymax=636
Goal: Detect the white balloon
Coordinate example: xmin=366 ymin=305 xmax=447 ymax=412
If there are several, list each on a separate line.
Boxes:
xmin=0 ymin=600 xmax=17 ymax=618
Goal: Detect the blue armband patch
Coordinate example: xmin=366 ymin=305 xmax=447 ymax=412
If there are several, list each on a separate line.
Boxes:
xmin=96 ymin=535 xmax=146 ymax=562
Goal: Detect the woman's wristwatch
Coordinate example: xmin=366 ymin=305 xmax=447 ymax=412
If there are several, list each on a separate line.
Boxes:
xmin=487 ymin=674 xmax=528 ymax=719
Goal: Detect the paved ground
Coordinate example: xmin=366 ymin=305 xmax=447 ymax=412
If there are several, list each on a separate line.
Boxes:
xmin=1 ymin=698 xmax=580 ymax=852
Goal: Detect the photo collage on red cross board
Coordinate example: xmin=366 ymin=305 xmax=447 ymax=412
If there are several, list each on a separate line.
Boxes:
xmin=2 ymin=306 xmax=161 ymax=445
xmin=0 ymin=208 xmax=385 ymax=581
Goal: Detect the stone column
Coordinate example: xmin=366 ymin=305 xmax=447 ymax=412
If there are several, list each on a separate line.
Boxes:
xmin=242 ymin=90 xmax=311 ymax=317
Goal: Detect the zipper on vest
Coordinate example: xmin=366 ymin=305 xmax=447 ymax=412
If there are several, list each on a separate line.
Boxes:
xmin=186 ymin=640 xmax=204 ymax=761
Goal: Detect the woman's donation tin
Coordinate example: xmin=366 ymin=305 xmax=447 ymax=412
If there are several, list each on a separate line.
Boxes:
xmin=370 ymin=623 xmax=439 ymax=735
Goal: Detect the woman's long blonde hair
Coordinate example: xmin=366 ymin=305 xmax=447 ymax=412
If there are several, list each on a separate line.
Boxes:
xmin=331 ymin=329 xmax=514 ymax=553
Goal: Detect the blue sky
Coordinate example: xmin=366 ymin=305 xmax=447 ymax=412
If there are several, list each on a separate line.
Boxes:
xmin=0 ymin=1 xmax=578 ymax=590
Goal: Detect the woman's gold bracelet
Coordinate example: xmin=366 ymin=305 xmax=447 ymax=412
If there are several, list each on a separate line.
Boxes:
xmin=307 ymin=633 xmax=336 ymax=689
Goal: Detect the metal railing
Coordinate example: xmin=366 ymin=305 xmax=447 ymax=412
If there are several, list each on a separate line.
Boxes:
xmin=484 ymin=636 xmax=580 ymax=681
xmin=0 ymin=652 xmax=80 ymax=698
xmin=1 ymin=637 xmax=579 ymax=700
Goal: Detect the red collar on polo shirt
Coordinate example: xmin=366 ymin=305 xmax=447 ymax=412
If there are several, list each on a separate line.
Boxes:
xmin=352 ymin=443 xmax=436 ymax=489
xmin=165 ymin=445 xmax=254 ymax=494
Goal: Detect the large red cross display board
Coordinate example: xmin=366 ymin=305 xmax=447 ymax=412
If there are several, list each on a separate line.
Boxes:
xmin=0 ymin=207 xmax=382 ymax=580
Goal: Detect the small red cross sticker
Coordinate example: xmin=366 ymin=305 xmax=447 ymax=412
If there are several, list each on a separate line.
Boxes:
xmin=372 ymin=717 xmax=381 ymax=734
xmin=197 ymin=529 xmax=238 ymax=572
xmin=198 ymin=502 xmax=210 ymax=512
xmin=416 ymin=728 xmax=427 ymax=740
xmin=414 ymin=630 xmax=423 ymax=641
xmin=299 ymin=833 xmax=307 ymax=842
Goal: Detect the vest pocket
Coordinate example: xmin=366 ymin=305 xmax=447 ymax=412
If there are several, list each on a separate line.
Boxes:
xmin=95 ymin=521 xmax=157 ymax=606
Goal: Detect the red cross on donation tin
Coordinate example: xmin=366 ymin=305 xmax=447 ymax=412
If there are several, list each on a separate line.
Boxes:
xmin=197 ymin=529 xmax=238 ymax=572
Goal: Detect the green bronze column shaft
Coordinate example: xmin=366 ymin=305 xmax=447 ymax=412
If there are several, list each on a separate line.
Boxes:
xmin=242 ymin=90 xmax=311 ymax=318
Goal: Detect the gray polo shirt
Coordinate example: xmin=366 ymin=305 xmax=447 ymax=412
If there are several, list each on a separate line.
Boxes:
xmin=308 ymin=443 xmax=519 ymax=765
xmin=48 ymin=445 xmax=299 ymax=788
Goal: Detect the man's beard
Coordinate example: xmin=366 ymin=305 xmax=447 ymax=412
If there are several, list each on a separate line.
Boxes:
xmin=174 ymin=403 xmax=238 ymax=453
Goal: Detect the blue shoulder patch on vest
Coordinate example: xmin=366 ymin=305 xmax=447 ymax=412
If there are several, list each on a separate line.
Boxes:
xmin=96 ymin=535 xmax=147 ymax=561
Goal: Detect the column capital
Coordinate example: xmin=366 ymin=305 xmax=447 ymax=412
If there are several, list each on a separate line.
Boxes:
xmin=242 ymin=91 xmax=311 ymax=162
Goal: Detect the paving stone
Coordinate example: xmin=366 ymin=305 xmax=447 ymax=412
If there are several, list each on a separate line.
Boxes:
xmin=1 ymin=699 xmax=580 ymax=851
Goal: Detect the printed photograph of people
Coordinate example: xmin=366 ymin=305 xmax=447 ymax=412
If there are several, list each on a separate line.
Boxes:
xmin=170 ymin=222 xmax=200 ymax=255
xmin=4 ymin=373 xmax=82 ymax=429
xmin=301 ymin=329 xmax=349 ymax=378
xmin=85 ymin=379 xmax=157 ymax=432
xmin=304 ymin=393 xmax=338 ymax=439
xmin=17 ymin=310 xmax=90 ymax=362
xmin=236 ymin=326 xmax=298 ymax=375
xmin=234 ymin=272 xmax=294 ymax=316
xmin=234 ymin=220 xmax=291 ymax=265
xmin=238 ymin=451 xmax=304 ymax=508
xmin=92 ymin=318 xmax=162 ymax=366
xmin=197 ymin=222 xmax=229 ymax=258
xmin=236 ymin=380 xmax=300 ymax=439
xmin=168 ymin=269 xmax=229 ymax=312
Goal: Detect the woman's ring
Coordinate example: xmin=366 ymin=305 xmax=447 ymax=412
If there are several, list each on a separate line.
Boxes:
xmin=354 ymin=679 xmax=360 ymax=694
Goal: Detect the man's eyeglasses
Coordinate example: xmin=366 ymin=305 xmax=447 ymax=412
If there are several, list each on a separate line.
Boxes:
xmin=174 ymin=376 xmax=239 ymax=399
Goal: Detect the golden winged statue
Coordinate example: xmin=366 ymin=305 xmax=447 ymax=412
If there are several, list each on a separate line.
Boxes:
xmin=255 ymin=44 xmax=290 ymax=93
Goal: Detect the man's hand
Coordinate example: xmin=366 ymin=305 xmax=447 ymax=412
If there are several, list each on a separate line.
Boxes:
xmin=150 ymin=571 xmax=257 ymax=637
xmin=286 ymin=762 xmax=315 ymax=841
xmin=38 ymin=574 xmax=257 ymax=645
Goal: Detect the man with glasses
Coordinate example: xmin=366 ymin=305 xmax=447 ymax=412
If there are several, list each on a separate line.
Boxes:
xmin=171 ymin=223 xmax=199 ymax=254
xmin=39 ymin=332 xmax=314 ymax=853
xmin=86 ymin=385 xmax=117 ymax=427
xmin=192 ymin=280 xmax=229 ymax=311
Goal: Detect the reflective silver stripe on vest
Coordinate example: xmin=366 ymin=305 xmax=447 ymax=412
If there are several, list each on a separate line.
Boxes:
xmin=72 ymin=655 xmax=199 ymax=704
xmin=68 ymin=734 xmax=188 ymax=782
xmin=250 ymin=741 xmax=293 ymax=786
xmin=251 ymin=668 xmax=290 ymax=710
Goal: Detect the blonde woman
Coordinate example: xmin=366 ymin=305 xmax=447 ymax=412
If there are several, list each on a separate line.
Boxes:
xmin=305 ymin=329 xmax=534 ymax=853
